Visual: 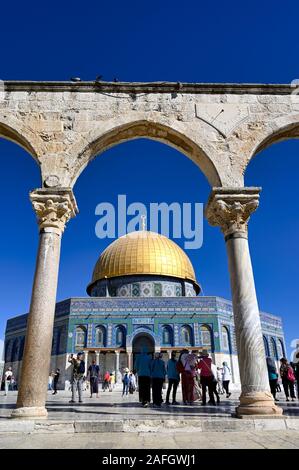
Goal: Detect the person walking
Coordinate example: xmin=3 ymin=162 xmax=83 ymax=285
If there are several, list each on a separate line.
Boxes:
xmin=211 ymin=363 xmax=220 ymax=404
xmin=266 ymin=357 xmax=279 ymax=401
xmin=52 ymin=368 xmax=60 ymax=395
xmin=165 ymin=351 xmax=180 ymax=405
xmin=48 ymin=373 xmax=53 ymax=392
xmin=68 ymin=352 xmax=85 ymax=403
xmin=129 ymin=372 xmax=136 ymax=394
xmin=222 ymin=362 xmax=232 ymax=398
xmin=216 ymin=367 xmax=224 ymax=394
xmin=150 ymin=352 xmax=166 ymax=408
xmin=109 ymin=372 xmax=115 ymax=392
xmin=103 ymin=371 xmax=110 ymax=392
xmin=122 ymin=368 xmax=130 ymax=396
xmin=88 ymin=360 xmax=100 ymax=398
xmin=134 ymin=348 xmax=152 ymax=407
xmin=4 ymin=367 xmax=13 ymax=396
xmin=280 ymin=358 xmax=296 ymax=401
xmin=197 ymin=350 xmax=216 ymax=406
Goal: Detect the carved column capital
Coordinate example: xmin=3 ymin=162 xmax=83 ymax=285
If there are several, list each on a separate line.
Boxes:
xmin=205 ymin=187 xmax=261 ymax=238
xmin=30 ymin=188 xmax=78 ymax=234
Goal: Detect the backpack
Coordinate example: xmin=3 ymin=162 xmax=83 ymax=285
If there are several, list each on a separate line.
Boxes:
xmin=287 ymin=367 xmax=295 ymax=383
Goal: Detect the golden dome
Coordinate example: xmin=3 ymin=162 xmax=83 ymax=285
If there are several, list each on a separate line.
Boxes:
xmin=89 ymin=230 xmax=199 ymax=290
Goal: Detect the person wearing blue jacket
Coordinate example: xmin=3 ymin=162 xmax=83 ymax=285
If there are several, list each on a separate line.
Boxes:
xmin=166 ymin=351 xmax=180 ymax=405
xmin=134 ymin=348 xmax=152 ymax=407
xmin=151 ymin=352 xmax=166 ymax=407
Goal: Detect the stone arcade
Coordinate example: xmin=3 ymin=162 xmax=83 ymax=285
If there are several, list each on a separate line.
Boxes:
xmin=2 ymin=80 xmax=297 ymax=418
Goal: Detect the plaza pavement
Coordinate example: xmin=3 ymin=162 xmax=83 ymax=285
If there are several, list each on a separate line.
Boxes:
xmin=0 ymin=389 xmax=299 ymax=448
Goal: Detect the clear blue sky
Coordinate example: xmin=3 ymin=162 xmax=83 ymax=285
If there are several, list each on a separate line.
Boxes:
xmin=0 ymin=0 xmax=298 ymax=358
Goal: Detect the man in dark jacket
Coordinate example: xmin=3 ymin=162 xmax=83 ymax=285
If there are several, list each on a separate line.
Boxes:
xmin=52 ymin=368 xmax=60 ymax=395
xmin=166 ymin=351 xmax=180 ymax=405
xmin=151 ymin=352 xmax=166 ymax=407
xmin=134 ymin=348 xmax=152 ymax=407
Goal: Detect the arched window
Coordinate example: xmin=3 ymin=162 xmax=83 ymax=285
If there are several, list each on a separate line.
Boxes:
xmin=19 ymin=337 xmax=25 ymax=360
xmin=270 ymin=337 xmax=278 ymax=359
xmin=58 ymin=328 xmax=66 ymax=354
xmin=277 ymin=338 xmax=285 ymax=359
xmin=263 ymin=335 xmax=270 ymax=357
xmin=115 ymin=325 xmax=126 ymax=347
xmin=75 ymin=326 xmax=87 ymax=348
xmin=221 ymin=326 xmax=230 ymax=352
xmin=95 ymin=326 xmax=106 ymax=347
xmin=11 ymin=338 xmax=19 ymax=362
xmin=162 ymin=325 xmax=173 ymax=346
xmin=5 ymin=340 xmax=11 ymax=363
xmin=181 ymin=325 xmax=193 ymax=346
xmin=200 ymin=325 xmax=212 ymax=348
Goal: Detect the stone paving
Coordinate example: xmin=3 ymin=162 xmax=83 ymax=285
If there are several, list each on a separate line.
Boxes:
xmin=1 ymin=388 xmax=298 ymax=421
xmin=1 ymin=389 xmax=299 ymax=449
xmin=1 ymin=430 xmax=299 ymax=449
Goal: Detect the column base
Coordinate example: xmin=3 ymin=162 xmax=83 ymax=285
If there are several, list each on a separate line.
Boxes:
xmin=11 ymin=406 xmax=48 ymax=420
xmin=236 ymin=391 xmax=283 ymax=417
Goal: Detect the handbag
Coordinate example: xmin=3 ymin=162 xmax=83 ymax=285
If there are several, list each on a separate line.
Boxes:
xmin=287 ymin=367 xmax=295 ymax=383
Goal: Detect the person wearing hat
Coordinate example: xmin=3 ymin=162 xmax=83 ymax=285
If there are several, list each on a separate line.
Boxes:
xmin=177 ymin=350 xmax=199 ymax=405
xmin=68 ymin=352 xmax=85 ymax=403
xmin=197 ymin=350 xmax=216 ymax=406
xmin=122 ymin=368 xmax=130 ymax=396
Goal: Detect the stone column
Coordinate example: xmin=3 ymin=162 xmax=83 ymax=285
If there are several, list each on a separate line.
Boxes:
xmin=11 ymin=188 xmax=78 ymax=419
xmin=95 ymin=351 xmax=100 ymax=366
xmin=127 ymin=351 xmax=132 ymax=371
xmin=205 ymin=187 xmax=282 ymax=416
xmin=84 ymin=351 xmax=89 ymax=376
xmin=167 ymin=350 xmax=172 ymax=359
xmin=115 ymin=351 xmax=121 ymax=383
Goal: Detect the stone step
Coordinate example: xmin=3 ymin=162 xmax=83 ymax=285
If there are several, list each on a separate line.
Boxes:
xmin=0 ymin=416 xmax=298 ymax=434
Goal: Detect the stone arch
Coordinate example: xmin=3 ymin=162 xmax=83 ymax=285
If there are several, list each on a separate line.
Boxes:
xmin=239 ymin=114 xmax=299 ymax=176
xmin=68 ymin=117 xmax=222 ymax=187
xmin=132 ymin=331 xmax=156 ymax=354
xmin=0 ymin=115 xmax=42 ymax=164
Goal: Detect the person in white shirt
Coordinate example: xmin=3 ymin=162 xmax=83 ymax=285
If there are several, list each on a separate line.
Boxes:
xmin=216 ymin=367 xmax=225 ymax=394
xmin=4 ymin=367 xmax=13 ymax=396
xmin=210 ymin=363 xmax=220 ymax=404
xmin=222 ymin=362 xmax=232 ymax=398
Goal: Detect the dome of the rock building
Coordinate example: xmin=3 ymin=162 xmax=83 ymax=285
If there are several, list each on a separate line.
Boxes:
xmin=87 ymin=231 xmax=200 ymax=297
